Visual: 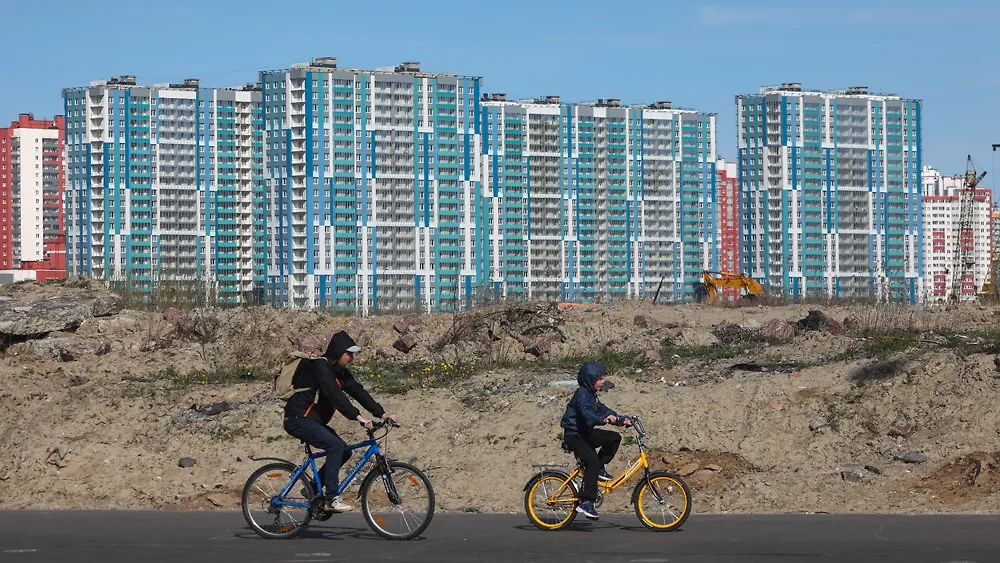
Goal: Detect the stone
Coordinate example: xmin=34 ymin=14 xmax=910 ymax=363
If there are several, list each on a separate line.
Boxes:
xmin=841 ymin=470 xmax=863 ymax=482
xmin=809 ymin=422 xmax=827 ymax=432
xmin=678 ymin=462 xmax=700 ymax=477
xmin=674 ymin=329 xmax=720 ymax=348
xmin=887 ymin=423 xmax=916 ymax=438
xmin=524 ymin=333 xmax=562 ymax=357
xmin=703 ymin=463 xmax=723 ymax=472
xmin=392 ymin=333 xmax=418 ymax=354
xmin=634 ymin=315 xmax=663 ymax=329
xmin=761 ymin=320 xmax=796 ymax=343
xmin=0 ymin=294 xmax=122 ymax=337
xmin=894 ymin=451 xmax=927 ymax=464
xmin=178 ymin=457 xmax=197 ymax=468
xmin=203 ymin=401 xmax=232 ymax=416
xmin=206 ymin=493 xmax=231 ymax=508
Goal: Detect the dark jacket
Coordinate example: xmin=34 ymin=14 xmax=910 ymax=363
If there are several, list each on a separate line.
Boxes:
xmin=559 ymin=362 xmax=617 ymax=437
xmin=283 ymin=332 xmax=385 ymax=424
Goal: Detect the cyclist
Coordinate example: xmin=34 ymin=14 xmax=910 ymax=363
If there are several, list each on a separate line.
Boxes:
xmin=559 ymin=361 xmax=631 ymax=520
xmin=283 ymin=330 xmax=396 ymax=513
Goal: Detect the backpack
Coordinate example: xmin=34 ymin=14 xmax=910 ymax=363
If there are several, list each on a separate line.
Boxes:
xmin=274 ymin=351 xmax=324 ymax=402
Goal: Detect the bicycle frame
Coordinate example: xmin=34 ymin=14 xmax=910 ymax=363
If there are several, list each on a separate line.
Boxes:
xmin=545 ymin=416 xmax=663 ymax=504
xmin=272 ymin=435 xmax=382 ymax=510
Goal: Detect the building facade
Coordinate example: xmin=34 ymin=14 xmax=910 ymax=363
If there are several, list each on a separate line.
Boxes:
xmin=62 ymin=76 xmax=264 ymax=303
xmin=260 ymin=58 xmax=484 ymax=314
xmin=480 ymin=95 xmax=718 ymax=304
xmin=921 ymin=186 xmax=992 ymax=301
xmin=737 ymin=84 xmax=923 ymax=303
xmin=0 ymin=113 xmax=66 ymax=281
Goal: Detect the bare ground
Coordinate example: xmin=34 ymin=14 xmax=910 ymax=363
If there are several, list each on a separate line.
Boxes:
xmin=3 ymin=279 xmax=1000 ymax=514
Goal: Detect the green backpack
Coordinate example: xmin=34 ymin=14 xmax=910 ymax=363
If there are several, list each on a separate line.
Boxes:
xmin=274 ymin=351 xmax=325 ymax=402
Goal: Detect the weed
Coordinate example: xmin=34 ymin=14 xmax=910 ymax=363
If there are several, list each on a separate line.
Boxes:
xmin=353 ymin=359 xmax=479 ymax=395
xmin=661 ymin=343 xmax=743 ymax=367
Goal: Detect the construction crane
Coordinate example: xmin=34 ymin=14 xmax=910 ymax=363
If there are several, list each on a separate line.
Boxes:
xmin=950 ymin=155 xmax=987 ymax=302
xmin=699 ymin=271 xmax=765 ymax=304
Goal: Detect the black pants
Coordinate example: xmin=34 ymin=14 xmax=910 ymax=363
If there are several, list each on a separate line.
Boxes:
xmin=283 ymin=417 xmax=352 ymax=498
xmin=564 ymin=429 xmax=621 ymax=502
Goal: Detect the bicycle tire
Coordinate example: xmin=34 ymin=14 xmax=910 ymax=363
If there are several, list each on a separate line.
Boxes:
xmin=359 ymin=460 xmax=435 ymax=540
xmin=241 ymin=462 xmax=314 ymax=539
xmin=523 ymin=470 xmax=579 ymax=531
xmin=631 ymin=470 xmax=692 ymax=531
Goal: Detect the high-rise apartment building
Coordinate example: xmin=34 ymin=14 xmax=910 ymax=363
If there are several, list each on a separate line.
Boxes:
xmin=0 ymin=113 xmax=66 ymax=282
xmin=62 ymin=76 xmax=264 ymax=303
xmin=921 ymin=183 xmax=992 ymax=301
xmin=737 ymin=83 xmax=923 ymax=303
xmin=260 ymin=58 xmax=484 ymax=314
xmin=480 ymin=95 xmax=718 ymax=303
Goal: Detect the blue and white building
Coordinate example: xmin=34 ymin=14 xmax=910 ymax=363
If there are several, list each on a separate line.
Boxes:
xmin=480 ymin=95 xmax=719 ymax=303
xmin=62 ymin=76 xmax=265 ymax=303
xmin=736 ymin=83 xmax=923 ymax=303
xmin=260 ymin=58 xmax=485 ymax=314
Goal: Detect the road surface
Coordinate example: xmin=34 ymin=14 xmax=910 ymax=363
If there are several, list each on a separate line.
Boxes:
xmin=0 ymin=511 xmax=998 ymax=562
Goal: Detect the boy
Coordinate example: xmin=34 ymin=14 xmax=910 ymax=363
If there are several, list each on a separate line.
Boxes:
xmin=283 ymin=330 xmax=396 ymax=513
xmin=559 ymin=361 xmax=631 ymax=520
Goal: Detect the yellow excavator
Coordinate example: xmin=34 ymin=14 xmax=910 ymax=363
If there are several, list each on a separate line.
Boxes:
xmin=699 ymin=271 xmax=765 ymax=304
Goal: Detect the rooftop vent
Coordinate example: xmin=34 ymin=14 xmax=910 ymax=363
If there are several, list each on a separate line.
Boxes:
xmin=312 ymin=57 xmax=338 ymax=68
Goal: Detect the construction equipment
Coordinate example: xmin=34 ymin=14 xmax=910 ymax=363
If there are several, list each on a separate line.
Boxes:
xmin=699 ymin=271 xmax=765 ymax=304
xmin=949 ymin=155 xmax=987 ymax=302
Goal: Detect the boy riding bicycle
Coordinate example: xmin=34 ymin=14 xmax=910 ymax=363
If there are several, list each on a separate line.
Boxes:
xmin=283 ymin=330 xmax=396 ymax=513
xmin=559 ymin=361 xmax=631 ymax=520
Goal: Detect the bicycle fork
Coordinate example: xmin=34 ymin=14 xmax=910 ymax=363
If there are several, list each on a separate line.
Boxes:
xmin=375 ymin=455 xmax=403 ymax=505
xmin=641 ymin=468 xmax=666 ymax=504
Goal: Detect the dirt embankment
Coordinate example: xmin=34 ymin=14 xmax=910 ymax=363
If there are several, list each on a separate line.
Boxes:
xmin=3 ymin=278 xmax=1000 ymax=514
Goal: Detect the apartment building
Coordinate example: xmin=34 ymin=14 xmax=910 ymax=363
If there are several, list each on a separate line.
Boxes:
xmin=716 ymin=158 xmax=741 ymax=301
xmin=921 ymin=166 xmax=992 ymax=301
xmin=737 ymin=83 xmax=923 ymax=303
xmin=62 ymin=76 xmax=264 ymax=303
xmin=479 ymin=95 xmax=718 ymax=303
xmin=0 ymin=113 xmax=66 ymax=282
xmin=260 ymin=58 xmax=484 ymax=314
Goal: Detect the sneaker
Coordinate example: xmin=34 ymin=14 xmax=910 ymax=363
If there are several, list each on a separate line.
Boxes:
xmin=576 ymin=501 xmax=600 ymax=520
xmin=325 ymin=495 xmax=353 ymax=513
xmin=598 ymin=469 xmax=613 ymax=482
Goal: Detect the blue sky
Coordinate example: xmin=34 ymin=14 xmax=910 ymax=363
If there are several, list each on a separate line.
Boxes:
xmin=2 ymin=0 xmax=997 ymax=180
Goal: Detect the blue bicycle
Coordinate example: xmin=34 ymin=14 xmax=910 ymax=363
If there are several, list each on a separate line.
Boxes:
xmin=241 ymin=420 xmax=435 ymax=541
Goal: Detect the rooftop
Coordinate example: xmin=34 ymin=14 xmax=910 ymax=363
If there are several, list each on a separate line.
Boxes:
xmin=260 ymin=57 xmax=482 ymax=80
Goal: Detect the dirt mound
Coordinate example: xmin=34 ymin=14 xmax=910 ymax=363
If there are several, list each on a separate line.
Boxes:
xmin=917 ymin=452 xmax=1000 ymax=505
xmin=650 ymin=449 xmax=757 ymax=492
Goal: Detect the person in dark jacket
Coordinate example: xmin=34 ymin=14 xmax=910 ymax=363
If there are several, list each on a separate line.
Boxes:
xmin=559 ymin=361 xmax=630 ymax=520
xmin=283 ymin=330 xmax=396 ymax=512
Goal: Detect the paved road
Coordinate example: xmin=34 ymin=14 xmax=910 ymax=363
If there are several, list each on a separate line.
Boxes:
xmin=0 ymin=511 xmax=998 ymax=562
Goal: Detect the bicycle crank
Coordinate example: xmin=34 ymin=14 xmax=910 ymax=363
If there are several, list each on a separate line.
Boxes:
xmin=309 ymin=497 xmax=335 ymax=521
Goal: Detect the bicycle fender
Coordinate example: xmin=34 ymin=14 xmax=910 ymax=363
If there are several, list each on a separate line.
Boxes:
xmin=523 ymin=470 xmax=572 ymax=491
xmin=248 ymin=455 xmax=297 ymax=466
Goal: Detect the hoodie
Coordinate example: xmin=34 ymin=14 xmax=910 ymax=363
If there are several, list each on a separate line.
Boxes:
xmin=559 ymin=362 xmax=618 ymax=437
xmin=283 ymin=330 xmax=385 ymax=424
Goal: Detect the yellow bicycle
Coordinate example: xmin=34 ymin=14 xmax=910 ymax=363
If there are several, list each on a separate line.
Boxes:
xmin=523 ymin=415 xmax=692 ymax=531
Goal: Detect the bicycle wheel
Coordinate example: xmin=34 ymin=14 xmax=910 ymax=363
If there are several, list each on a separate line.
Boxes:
xmin=631 ymin=470 xmax=692 ymax=531
xmin=523 ymin=470 xmax=578 ymax=531
xmin=242 ymin=462 xmax=315 ymax=539
xmin=360 ymin=460 xmax=435 ymax=540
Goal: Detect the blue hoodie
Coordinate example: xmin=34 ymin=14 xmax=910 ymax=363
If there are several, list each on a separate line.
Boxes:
xmin=559 ymin=362 xmax=618 ymax=437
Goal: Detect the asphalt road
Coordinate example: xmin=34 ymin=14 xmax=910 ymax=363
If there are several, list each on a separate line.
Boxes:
xmin=0 ymin=511 xmax=998 ymax=563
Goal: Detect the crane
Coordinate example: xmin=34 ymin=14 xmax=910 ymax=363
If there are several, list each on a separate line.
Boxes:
xmin=950 ymin=155 xmax=987 ymax=302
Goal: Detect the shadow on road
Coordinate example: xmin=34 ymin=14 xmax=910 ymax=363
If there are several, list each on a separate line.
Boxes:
xmin=232 ymin=524 xmax=428 ymax=542
xmin=513 ymin=520 xmax=679 ymax=534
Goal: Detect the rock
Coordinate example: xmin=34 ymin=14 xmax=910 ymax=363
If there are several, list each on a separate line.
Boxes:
xmin=178 ymin=457 xmax=197 ymax=468
xmin=809 ymin=422 xmax=827 ymax=432
xmin=524 ymin=333 xmax=562 ymax=357
xmin=864 ymin=465 xmax=883 ymax=475
xmin=206 ymin=493 xmax=231 ymax=508
xmin=538 ymin=394 xmax=556 ymax=406
xmin=673 ymin=329 xmax=720 ymax=348
xmin=704 ymin=463 xmax=723 ymax=472
xmin=392 ymin=333 xmax=418 ymax=354
xmin=375 ymin=347 xmax=395 ymax=359
xmin=841 ymin=470 xmax=863 ymax=482
xmin=202 ymin=401 xmax=232 ymax=416
xmin=761 ymin=320 xmax=796 ymax=343
xmin=634 ymin=315 xmax=663 ymax=329
xmin=291 ymin=335 xmax=324 ymax=356
xmin=95 ymin=340 xmax=111 ymax=356
xmin=738 ymin=319 xmax=763 ymax=331
xmin=68 ymin=374 xmax=89 ymax=387
xmin=894 ymin=451 xmax=927 ymax=464
xmin=887 ymin=423 xmax=916 ymax=438
xmin=548 ymin=380 xmax=577 ymax=390
xmin=393 ymin=316 xmax=422 ymax=335
xmin=59 ymin=348 xmax=76 ymax=362
xmin=0 ymin=294 xmax=122 ymax=337
xmin=678 ymin=462 xmax=700 ymax=477
xmin=797 ymin=310 xmax=831 ymax=332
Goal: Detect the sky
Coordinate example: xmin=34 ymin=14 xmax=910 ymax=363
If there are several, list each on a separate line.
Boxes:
xmin=2 ymin=0 xmax=998 ymax=181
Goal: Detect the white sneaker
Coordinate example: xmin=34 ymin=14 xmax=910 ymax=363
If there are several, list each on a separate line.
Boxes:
xmin=325 ymin=496 xmax=353 ymax=513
